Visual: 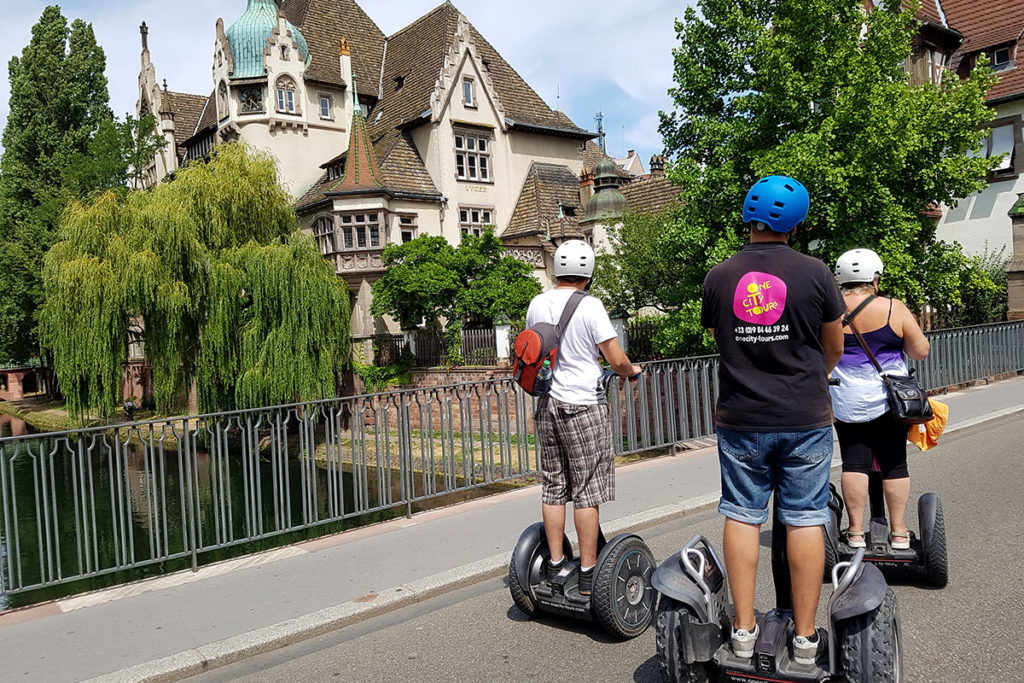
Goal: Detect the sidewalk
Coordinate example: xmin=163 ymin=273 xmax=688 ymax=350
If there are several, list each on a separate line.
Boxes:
xmin=1 ymin=375 xmax=1021 ymax=682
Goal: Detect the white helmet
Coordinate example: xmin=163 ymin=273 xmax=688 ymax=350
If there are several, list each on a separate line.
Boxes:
xmin=835 ymin=248 xmax=884 ymax=285
xmin=553 ymin=239 xmax=595 ymax=279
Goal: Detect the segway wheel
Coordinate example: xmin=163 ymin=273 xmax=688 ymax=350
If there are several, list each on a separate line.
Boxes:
xmin=655 ymin=598 xmax=713 ymax=683
xmin=824 ymin=484 xmax=843 ymax=581
xmin=508 ymin=554 xmax=540 ymax=617
xmin=592 ymin=536 xmax=657 ymax=638
xmin=508 ymin=526 xmax=573 ymax=619
xmin=837 ymin=589 xmax=903 ymax=683
xmin=919 ymin=494 xmax=948 ymax=588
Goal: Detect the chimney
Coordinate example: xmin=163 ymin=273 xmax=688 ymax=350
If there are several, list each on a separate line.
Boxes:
xmin=140 ymin=22 xmax=149 ymax=51
xmin=627 ymin=149 xmax=635 ymax=158
xmin=650 ymin=155 xmax=665 ymax=177
xmin=339 ymin=37 xmax=353 ymax=98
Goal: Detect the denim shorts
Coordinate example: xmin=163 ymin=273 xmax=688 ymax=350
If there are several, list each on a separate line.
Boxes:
xmin=716 ymin=426 xmax=833 ymax=527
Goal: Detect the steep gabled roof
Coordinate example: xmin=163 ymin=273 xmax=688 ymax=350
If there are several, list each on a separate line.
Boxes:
xmin=278 ymin=0 xmax=386 ymax=87
xmin=163 ymin=91 xmax=208 ymax=149
xmin=296 ymin=128 xmax=441 ymax=213
xmin=369 ymin=2 xmax=590 ymax=142
xmin=941 ymin=0 xmax=1024 ymax=102
xmin=503 ymin=163 xmax=585 ymax=240
xmin=329 ymin=83 xmax=386 ymax=193
xmin=621 ymin=175 xmax=682 ymax=215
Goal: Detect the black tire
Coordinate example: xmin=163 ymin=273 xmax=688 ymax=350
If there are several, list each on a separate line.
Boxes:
xmin=655 ymin=597 xmax=713 ymax=683
xmin=508 ymin=532 xmax=572 ymax=619
xmin=592 ymin=536 xmax=657 ymax=639
xmin=921 ymin=499 xmax=948 ymax=588
xmin=508 ymin=553 xmax=540 ymax=617
xmin=837 ymin=589 xmax=903 ymax=683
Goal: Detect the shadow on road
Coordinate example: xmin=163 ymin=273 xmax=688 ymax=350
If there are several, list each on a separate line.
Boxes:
xmin=504 ymin=605 xmax=627 ymax=643
xmin=633 ymin=655 xmax=663 ymax=682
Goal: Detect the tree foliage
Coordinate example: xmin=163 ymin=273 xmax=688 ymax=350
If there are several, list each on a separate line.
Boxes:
xmin=41 ymin=144 xmax=351 ymax=419
xmin=370 ymin=230 xmax=541 ymax=330
xmin=0 ymin=6 xmax=165 ymax=363
xmin=638 ymin=0 xmax=1002 ymax=355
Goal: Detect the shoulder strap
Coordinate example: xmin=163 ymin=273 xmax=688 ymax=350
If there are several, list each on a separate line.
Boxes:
xmin=555 ymin=291 xmax=587 ymax=342
xmin=842 ymin=294 xmax=877 ymax=327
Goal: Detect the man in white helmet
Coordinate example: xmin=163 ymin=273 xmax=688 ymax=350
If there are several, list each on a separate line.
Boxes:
xmin=526 ymin=239 xmax=641 ymax=596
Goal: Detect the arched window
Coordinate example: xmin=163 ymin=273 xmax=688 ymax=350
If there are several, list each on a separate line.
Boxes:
xmin=217 ymin=81 xmax=229 ymax=120
xmin=275 ymin=75 xmax=297 ymax=114
xmin=313 ymin=216 xmax=336 ymax=255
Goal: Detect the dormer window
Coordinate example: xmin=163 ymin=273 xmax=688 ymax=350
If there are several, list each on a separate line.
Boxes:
xmin=276 ymin=75 xmax=297 ymax=114
xmin=394 ymin=75 xmax=406 ymax=91
xmin=993 ymin=47 xmax=1012 ymax=71
xmin=326 ymin=160 xmax=344 ymax=181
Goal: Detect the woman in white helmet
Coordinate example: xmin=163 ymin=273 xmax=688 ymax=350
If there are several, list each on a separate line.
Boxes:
xmin=830 ymin=249 xmax=930 ymax=549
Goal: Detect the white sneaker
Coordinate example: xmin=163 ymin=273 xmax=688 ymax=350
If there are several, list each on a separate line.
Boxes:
xmin=792 ymin=632 xmax=820 ymax=666
xmin=731 ymin=622 xmax=759 ymax=658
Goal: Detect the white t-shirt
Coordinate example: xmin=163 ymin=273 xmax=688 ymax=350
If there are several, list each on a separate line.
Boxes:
xmin=525 ymin=288 xmax=617 ymax=405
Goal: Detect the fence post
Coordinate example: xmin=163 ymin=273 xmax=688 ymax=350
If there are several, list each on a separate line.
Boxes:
xmin=495 ymin=315 xmax=512 ymax=367
xmin=610 ymin=307 xmax=629 ymax=353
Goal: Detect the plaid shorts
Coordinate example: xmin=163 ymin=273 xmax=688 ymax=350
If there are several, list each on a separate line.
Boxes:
xmin=535 ymin=396 xmax=615 ymax=509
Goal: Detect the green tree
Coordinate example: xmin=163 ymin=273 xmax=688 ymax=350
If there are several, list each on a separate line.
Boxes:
xmin=370 ymin=230 xmax=541 ymax=360
xmin=66 ymin=114 xmax=168 ymax=192
xmin=0 ymin=6 xmax=115 ymax=362
xmin=41 ymin=143 xmax=351 ymax=419
xmin=651 ymin=0 xmax=1001 ymax=350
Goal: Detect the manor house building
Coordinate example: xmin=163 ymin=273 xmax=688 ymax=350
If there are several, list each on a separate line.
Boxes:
xmin=136 ymin=0 xmax=631 ymax=341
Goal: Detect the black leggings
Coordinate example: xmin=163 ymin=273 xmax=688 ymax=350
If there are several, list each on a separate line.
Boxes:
xmin=834 ymin=412 xmax=909 ymax=480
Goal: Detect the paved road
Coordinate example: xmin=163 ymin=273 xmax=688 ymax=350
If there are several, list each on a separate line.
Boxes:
xmin=192 ymin=413 xmax=1024 ymax=683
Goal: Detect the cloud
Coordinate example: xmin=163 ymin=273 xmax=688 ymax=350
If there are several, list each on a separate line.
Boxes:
xmin=1 ymin=0 xmax=694 ymax=165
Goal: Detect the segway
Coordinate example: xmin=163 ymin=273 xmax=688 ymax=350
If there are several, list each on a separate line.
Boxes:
xmin=509 ymin=523 xmax=657 ymax=638
xmin=823 ymin=460 xmax=948 ymax=588
xmin=653 ymin=498 xmax=904 ymax=682
xmin=507 ymin=367 xmax=656 ymax=638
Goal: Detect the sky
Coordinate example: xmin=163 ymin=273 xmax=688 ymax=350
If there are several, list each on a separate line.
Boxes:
xmin=0 ymin=0 xmax=696 ymax=169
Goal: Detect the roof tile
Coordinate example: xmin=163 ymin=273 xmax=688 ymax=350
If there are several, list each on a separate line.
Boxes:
xmin=503 ymin=162 xmax=584 ymax=240
xmin=620 ymin=175 xmax=682 ymax=214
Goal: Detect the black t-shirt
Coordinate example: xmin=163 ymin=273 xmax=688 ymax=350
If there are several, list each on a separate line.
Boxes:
xmin=701 ymin=242 xmax=845 ymax=431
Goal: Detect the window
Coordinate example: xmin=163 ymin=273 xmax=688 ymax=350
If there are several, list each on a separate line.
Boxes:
xmin=926 ymin=49 xmax=944 ymax=85
xmin=313 ymin=216 xmax=336 ymax=255
xmin=359 ymin=102 xmax=370 ymax=118
xmin=970 ymin=121 xmax=1019 ymax=176
xmin=398 ymin=215 xmax=417 ymax=243
xmin=459 ymin=207 xmax=493 ymax=237
xmin=463 ymin=78 xmax=475 ymax=107
xmin=319 ymin=94 xmax=332 ymax=119
xmin=455 ymin=131 xmax=492 ymax=182
xmin=217 ymin=81 xmax=229 ymax=120
xmin=276 ymin=75 xmax=297 ymax=114
xmin=280 ymin=45 xmax=290 ymax=61
xmin=339 ymin=213 xmax=381 ymax=250
xmin=993 ymin=47 xmax=1012 ymax=71
xmin=326 ymin=160 xmax=344 ymax=181
xmin=239 ymin=86 xmax=264 ymax=114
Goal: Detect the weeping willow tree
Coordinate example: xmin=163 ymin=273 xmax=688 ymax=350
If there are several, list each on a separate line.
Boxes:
xmin=41 ymin=143 xmax=350 ymax=419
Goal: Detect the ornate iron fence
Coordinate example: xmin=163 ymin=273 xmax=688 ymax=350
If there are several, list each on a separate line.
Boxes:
xmin=1 ymin=321 xmax=1021 ymax=599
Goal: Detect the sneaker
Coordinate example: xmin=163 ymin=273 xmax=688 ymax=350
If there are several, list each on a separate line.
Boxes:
xmin=731 ymin=622 xmax=759 ymax=659
xmin=545 ymin=556 xmax=566 ymax=583
xmin=792 ymin=632 xmax=820 ymax=666
xmin=578 ymin=565 xmax=594 ymax=596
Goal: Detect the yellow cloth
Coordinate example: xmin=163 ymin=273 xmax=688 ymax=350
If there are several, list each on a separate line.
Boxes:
xmin=907 ymin=399 xmax=949 ymax=452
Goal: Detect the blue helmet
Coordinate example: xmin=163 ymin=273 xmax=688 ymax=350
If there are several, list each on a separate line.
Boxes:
xmin=742 ymin=176 xmax=809 ymax=232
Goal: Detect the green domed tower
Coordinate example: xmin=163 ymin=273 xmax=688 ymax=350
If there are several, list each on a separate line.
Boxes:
xmin=226 ymin=0 xmax=311 ymax=79
xmin=583 ymin=158 xmax=628 ymax=224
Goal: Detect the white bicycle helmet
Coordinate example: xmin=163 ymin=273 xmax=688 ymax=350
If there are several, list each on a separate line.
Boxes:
xmin=554 ymin=239 xmax=595 ymax=279
xmin=835 ymin=248 xmax=884 ymax=285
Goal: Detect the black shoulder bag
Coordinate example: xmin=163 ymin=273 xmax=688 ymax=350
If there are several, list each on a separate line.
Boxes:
xmin=844 ymin=295 xmax=933 ymax=425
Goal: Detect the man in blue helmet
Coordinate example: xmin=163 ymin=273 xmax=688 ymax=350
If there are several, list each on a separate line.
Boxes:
xmin=701 ymin=176 xmax=845 ymax=666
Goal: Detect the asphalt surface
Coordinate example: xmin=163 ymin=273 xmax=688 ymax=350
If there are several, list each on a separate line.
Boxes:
xmin=191 ymin=413 xmax=1024 ymax=683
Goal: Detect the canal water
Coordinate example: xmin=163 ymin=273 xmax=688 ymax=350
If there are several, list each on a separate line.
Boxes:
xmin=0 ymin=413 xmax=505 ymax=611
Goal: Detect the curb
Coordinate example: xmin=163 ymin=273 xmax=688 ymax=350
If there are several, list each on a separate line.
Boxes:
xmin=84 ymin=404 xmax=1024 ymax=683
xmin=86 ymin=492 xmax=721 ymax=683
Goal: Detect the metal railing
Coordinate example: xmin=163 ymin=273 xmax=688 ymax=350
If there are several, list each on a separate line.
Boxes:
xmin=910 ymin=320 xmax=1024 ymax=390
xmin=1 ymin=321 xmax=1020 ymax=599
